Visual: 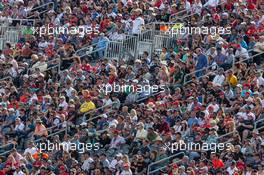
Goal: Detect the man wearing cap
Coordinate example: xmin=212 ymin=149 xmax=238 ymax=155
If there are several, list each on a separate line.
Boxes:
xmin=132 ymin=8 xmax=145 ymax=35
xmin=212 ymin=68 xmax=225 ymax=86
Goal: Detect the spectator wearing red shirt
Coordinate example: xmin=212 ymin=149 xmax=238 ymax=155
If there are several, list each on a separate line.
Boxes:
xmin=211 ymin=153 xmax=225 ymax=170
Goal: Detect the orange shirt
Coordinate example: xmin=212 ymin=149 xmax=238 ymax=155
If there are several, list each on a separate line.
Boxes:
xmin=34 ymin=124 xmax=48 ymax=136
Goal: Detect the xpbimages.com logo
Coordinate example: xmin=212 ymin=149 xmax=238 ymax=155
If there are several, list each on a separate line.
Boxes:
xmin=98 ymin=83 xmax=166 ymax=95
xmin=35 ymin=140 xmax=100 ymax=153
xmin=163 ymin=140 xmax=233 ymax=153
xmin=31 ymin=26 xmax=99 ymax=37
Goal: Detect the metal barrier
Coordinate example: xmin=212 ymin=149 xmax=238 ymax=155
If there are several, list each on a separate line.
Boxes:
xmin=27 ymin=2 xmax=54 ymax=18
xmin=34 ymin=124 xmax=68 ymax=143
xmin=105 ymin=41 xmax=123 ymax=59
xmin=147 ymin=152 xmax=185 ymax=175
xmin=153 ymin=35 xmax=170 ymax=51
xmin=8 ymin=18 xmax=35 ymax=26
xmin=122 ymin=35 xmax=138 ymax=57
xmin=4 ymin=30 xmax=19 ymax=43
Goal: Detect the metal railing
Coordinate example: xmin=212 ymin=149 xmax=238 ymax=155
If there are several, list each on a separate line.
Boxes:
xmin=27 ymin=59 xmax=61 ymax=75
xmin=27 ymin=2 xmax=54 ymax=18
xmin=183 ymin=64 xmax=219 ymax=84
xmin=183 ymin=49 xmax=257 ymax=84
xmin=236 ymin=52 xmax=263 ymax=65
xmin=9 ymin=18 xmax=35 ymax=26
xmin=147 ymin=152 xmax=185 ymax=175
xmin=0 ymin=122 xmax=68 ymax=156
xmin=4 ymin=30 xmax=19 ymax=44
xmin=255 ymin=118 xmax=264 ymax=130
xmin=82 ymin=102 xmax=117 ymax=121
xmin=0 ymin=37 xmax=4 ymax=49
xmin=0 ymin=76 xmax=13 ymax=82
xmin=105 ymin=40 xmax=123 ymax=59
xmin=217 ymin=130 xmax=237 ymax=144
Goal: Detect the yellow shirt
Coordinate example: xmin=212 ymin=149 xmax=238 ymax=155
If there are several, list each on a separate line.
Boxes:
xmin=228 ymin=75 xmax=238 ymax=87
xmin=80 ymin=101 xmax=96 ymax=113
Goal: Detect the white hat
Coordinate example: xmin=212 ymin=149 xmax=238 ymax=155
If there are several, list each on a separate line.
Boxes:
xmin=245 ymin=97 xmax=253 ymax=102
xmin=116 ymin=153 xmax=123 ymax=157
xmin=132 ymin=79 xmax=138 ymax=84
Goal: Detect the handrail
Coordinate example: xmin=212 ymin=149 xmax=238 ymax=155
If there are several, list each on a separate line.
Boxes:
xmin=170 ymin=1 xmax=227 ymax=22
xmin=83 ymin=102 xmax=117 ymax=120
xmin=0 ymin=149 xmax=13 ymax=156
xmin=217 ymin=131 xmax=237 ymax=141
xmin=169 ymin=9 xmax=192 ymax=22
xmin=148 ymin=160 xmax=181 ymax=175
xmin=255 ymin=118 xmax=264 ymax=130
xmin=183 ymin=48 xmax=255 ymax=84
xmin=27 ymin=2 xmax=54 ymax=19
xmin=0 ymin=18 xmax=36 ymax=26
xmin=183 ymin=64 xmax=218 ymax=84
xmin=76 ymin=42 xmax=98 ymax=55
xmin=0 ymin=142 xmax=14 ymax=149
xmin=0 ymin=76 xmax=13 ymax=82
xmin=34 ymin=123 xmax=68 ymax=143
xmin=27 ymin=59 xmax=61 ymax=75
xmin=147 ymin=152 xmax=185 ymax=175
xmin=237 ymin=52 xmax=263 ymax=64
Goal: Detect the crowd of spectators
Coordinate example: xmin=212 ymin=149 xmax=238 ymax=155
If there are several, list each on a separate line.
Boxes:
xmin=0 ymin=0 xmax=263 ymax=175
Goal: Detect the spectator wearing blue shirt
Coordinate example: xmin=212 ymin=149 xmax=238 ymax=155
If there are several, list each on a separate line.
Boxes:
xmin=214 ymin=47 xmax=227 ymax=68
xmin=238 ymin=36 xmax=248 ymax=50
xmin=195 ymin=48 xmax=208 ymax=77
xmin=97 ymin=33 xmax=109 ymax=59
xmin=187 ymin=111 xmax=199 ymax=128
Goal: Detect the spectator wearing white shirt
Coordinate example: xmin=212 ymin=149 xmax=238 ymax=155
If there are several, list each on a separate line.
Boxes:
xmin=226 ymin=161 xmax=238 ymax=175
xmin=192 ymin=0 xmax=203 ymax=14
xmin=103 ymin=94 xmax=113 ymax=106
xmin=206 ymin=47 xmax=217 ymax=58
xmin=135 ymin=122 xmax=148 ymax=141
xmin=212 ymin=68 xmax=225 ymax=86
xmin=235 ymin=45 xmax=249 ymax=60
xmin=132 ymin=9 xmax=145 ymax=35
xmin=14 ymin=118 xmax=25 ymax=132
xmin=109 ymin=153 xmax=123 ymax=173
xmin=81 ymin=152 xmax=94 ymax=172
xmin=120 ymin=163 xmax=133 ymax=175
xmin=183 ymin=0 xmax=191 ymax=12
xmin=109 ymin=130 xmax=126 ymax=149
xmin=7 ymin=55 xmax=18 ymax=78
xmin=23 ymin=141 xmax=38 ymax=156
xmin=65 ymin=80 xmax=75 ymax=98
xmin=203 ymin=0 xmax=219 ymax=8
xmin=256 ymin=71 xmax=264 ymax=86
xmin=58 ymin=96 xmax=68 ymax=111
xmin=31 ymin=54 xmax=48 ymax=73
